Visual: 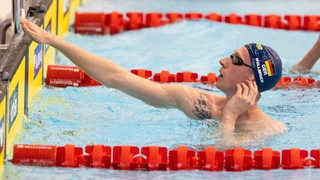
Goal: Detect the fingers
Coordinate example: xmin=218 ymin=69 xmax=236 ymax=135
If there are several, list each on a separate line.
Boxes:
xmin=20 ymin=18 xmax=26 ymax=29
xmin=20 ymin=17 xmax=30 ymax=30
xmin=20 ymin=18 xmax=31 ymax=34
xmin=239 ymin=82 xmax=249 ymax=96
xmin=235 ymin=84 xmax=242 ymax=96
xmin=246 ymin=80 xmax=256 ymax=93
xmin=24 ymin=20 xmax=36 ymax=32
xmin=20 ymin=18 xmax=44 ymax=42
xmin=236 ymin=81 xmax=252 ymax=96
xmin=246 ymin=80 xmax=259 ymax=102
xmin=236 ymin=80 xmax=259 ymax=102
xmin=20 ymin=17 xmax=27 ymax=24
xmin=20 ymin=17 xmax=38 ymax=33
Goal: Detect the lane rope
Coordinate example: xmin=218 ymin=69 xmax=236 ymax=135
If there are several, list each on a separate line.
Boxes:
xmin=12 ymin=144 xmax=320 ymax=171
xmin=46 ymin=65 xmax=319 ymax=89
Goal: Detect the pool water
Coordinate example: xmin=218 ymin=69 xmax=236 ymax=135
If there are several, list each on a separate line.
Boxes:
xmin=4 ymin=0 xmax=320 ymax=179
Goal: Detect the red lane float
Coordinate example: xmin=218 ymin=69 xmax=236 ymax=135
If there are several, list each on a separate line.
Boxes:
xmin=281 ymin=148 xmax=308 ymax=169
xmin=12 ymin=144 xmax=57 ymax=166
xmin=225 ymin=147 xmax=252 ymax=171
xmin=112 ymin=145 xmax=140 ymax=170
xmin=74 ymin=12 xmax=107 ymax=34
xmin=105 ymin=11 xmax=125 ymax=35
xmin=254 ymin=148 xmax=280 ymax=170
xmin=169 ymin=146 xmax=196 ymax=170
xmin=56 ymin=144 xmax=84 ymax=167
xmin=185 ymin=12 xmax=203 ymax=20
xmin=125 ymin=12 xmax=144 ymax=30
xmin=46 ymin=65 xmax=319 ymax=89
xmin=197 ymin=146 xmax=224 ymax=171
xmin=84 ymin=144 xmax=111 ymax=168
xmin=304 ymin=15 xmax=320 ymax=31
xmin=205 ymin=13 xmax=223 ymax=22
xmin=264 ymin=14 xmax=285 ymax=29
xmin=152 ymin=70 xmax=176 ymax=82
xmin=284 ymin=15 xmax=302 ymax=30
xmin=141 ymin=146 xmax=168 ymax=170
xmin=275 ymin=76 xmax=318 ymax=89
xmin=245 ymin=14 xmax=262 ymax=27
xmin=293 ymin=77 xmax=315 ymax=87
xmin=46 ymin=65 xmax=101 ymax=87
xmin=276 ymin=76 xmax=292 ymax=87
xmin=145 ymin=12 xmax=166 ymax=28
xmin=310 ymin=149 xmax=320 ymax=168
xmin=200 ymin=73 xmax=218 ymax=83
xmin=176 ymin=72 xmax=198 ymax=82
xmin=165 ymin=12 xmax=183 ymax=24
xmin=130 ymin=69 xmax=153 ymax=79
xmin=224 ymin=13 xmax=243 ymax=24
xmin=13 ymin=144 xmax=320 ymax=171
xmin=74 ymin=12 xmax=320 ymax=35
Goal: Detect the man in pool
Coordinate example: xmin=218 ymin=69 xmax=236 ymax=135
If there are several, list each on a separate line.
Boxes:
xmin=20 ymin=17 xmax=287 ymax=146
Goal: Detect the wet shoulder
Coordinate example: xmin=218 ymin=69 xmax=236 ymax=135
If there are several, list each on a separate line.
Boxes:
xmin=185 ymin=90 xmax=225 ymax=120
xmin=239 ymin=118 xmax=288 ymax=136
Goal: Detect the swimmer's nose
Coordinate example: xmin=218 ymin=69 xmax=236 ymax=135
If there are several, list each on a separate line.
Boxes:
xmin=219 ymin=58 xmax=227 ymax=68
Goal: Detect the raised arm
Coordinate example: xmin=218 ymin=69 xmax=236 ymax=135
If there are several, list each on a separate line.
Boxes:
xmin=20 ymin=17 xmax=225 ymax=117
xmin=20 ymin=17 xmax=184 ymax=108
xmin=291 ymin=35 xmax=320 ymax=73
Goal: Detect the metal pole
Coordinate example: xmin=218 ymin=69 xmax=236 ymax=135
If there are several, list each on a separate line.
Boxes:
xmin=12 ymin=0 xmax=21 ymax=34
xmin=20 ymin=0 xmax=26 ymax=18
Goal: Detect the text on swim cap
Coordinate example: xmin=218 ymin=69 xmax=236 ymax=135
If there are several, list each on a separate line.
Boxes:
xmin=255 ymin=58 xmax=264 ymax=83
xmin=262 ymin=64 xmax=268 ymax=76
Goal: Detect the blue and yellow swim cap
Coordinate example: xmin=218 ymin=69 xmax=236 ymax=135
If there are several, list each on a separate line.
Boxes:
xmin=245 ymin=43 xmax=282 ymax=92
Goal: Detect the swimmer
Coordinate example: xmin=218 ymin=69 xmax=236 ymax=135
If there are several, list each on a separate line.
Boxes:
xmin=290 ymin=35 xmax=320 ymax=74
xmin=20 ymin=17 xmax=287 ymax=147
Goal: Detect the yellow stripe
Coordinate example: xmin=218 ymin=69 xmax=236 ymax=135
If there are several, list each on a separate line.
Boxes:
xmin=7 ymin=57 xmax=25 ymax=159
xmin=265 ymin=61 xmax=272 ymax=76
xmin=0 ymin=95 xmax=5 ymax=170
xmin=43 ymin=0 xmax=57 ymax=78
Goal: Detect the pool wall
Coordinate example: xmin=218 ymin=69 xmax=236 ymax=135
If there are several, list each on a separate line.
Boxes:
xmin=0 ymin=0 xmax=80 ymax=173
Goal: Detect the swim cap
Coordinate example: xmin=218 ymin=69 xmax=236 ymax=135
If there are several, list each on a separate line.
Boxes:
xmin=245 ymin=43 xmax=282 ymax=92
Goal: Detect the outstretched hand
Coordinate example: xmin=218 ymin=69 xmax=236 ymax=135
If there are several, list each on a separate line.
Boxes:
xmin=20 ymin=17 xmax=53 ymax=44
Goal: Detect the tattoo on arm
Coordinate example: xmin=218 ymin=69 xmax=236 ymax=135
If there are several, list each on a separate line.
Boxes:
xmin=192 ymin=94 xmax=213 ymax=119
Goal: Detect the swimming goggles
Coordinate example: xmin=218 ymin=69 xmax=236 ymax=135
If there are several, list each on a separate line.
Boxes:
xmin=230 ymin=54 xmax=252 ymax=68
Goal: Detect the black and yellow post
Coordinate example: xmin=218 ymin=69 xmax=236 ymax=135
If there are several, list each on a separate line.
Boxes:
xmin=0 ymin=0 xmax=80 ymax=172
xmin=5 ymin=56 xmax=26 ymax=160
xmin=0 ymin=82 xmax=6 ymax=174
xmin=43 ymin=0 xmax=57 ymax=79
xmin=57 ymin=0 xmax=81 ymax=37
